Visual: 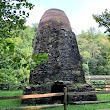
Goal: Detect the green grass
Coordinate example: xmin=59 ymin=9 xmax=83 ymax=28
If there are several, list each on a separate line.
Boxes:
xmin=1 ymin=90 xmax=110 ymax=110
xmin=43 ymin=104 xmax=110 ymax=110
xmin=0 ymin=90 xmax=23 ymax=109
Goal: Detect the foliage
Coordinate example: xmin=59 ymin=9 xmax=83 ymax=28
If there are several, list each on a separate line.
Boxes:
xmin=32 ymin=23 xmax=38 ymax=32
xmin=0 ymin=1 xmax=48 ymax=84
xmin=0 ymin=0 xmax=34 ymax=38
xmin=90 ymin=80 xmax=105 ymax=89
xmin=0 ymin=26 xmax=48 ymax=84
xmin=93 ymin=9 xmax=110 ymax=36
xmin=77 ymin=27 xmax=110 ymax=75
xmin=0 ymin=37 xmax=29 ymax=83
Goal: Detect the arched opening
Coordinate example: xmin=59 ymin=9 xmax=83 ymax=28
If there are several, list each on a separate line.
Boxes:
xmin=51 ymin=81 xmax=66 ymax=103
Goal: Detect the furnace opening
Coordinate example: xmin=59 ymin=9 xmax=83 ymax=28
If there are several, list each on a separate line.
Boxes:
xmin=51 ymin=81 xmax=66 ymax=103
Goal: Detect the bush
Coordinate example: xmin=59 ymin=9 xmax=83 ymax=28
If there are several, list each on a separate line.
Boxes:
xmin=90 ymin=80 xmax=106 ymax=89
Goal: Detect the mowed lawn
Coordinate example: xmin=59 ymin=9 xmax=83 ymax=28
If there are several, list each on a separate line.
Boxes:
xmin=0 ymin=90 xmax=110 ymax=110
xmin=0 ymin=90 xmax=22 ymax=109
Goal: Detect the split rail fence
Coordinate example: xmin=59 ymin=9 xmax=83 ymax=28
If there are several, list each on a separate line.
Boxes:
xmin=1 ymin=76 xmax=110 ymax=110
xmin=1 ymin=88 xmax=110 ymax=110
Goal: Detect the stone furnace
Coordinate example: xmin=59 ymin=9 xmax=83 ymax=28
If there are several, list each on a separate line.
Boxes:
xmin=30 ymin=8 xmax=85 ymax=84
xmin=22 ymin=8 xmax=96 ymax=104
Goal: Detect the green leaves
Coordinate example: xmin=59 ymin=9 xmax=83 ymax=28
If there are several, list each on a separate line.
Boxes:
xmin=5 ymin=38 xmax=15 ymax=52
xmin=32 ymin=53 xmax=48 ymax=65
xmin=93 ymin=9 xmax=110 ymax=36
xmin=0 ymin=0 xmax=34 ymax=38
xmin=25 ymin=53 xmax=49 ymax=70
xmin=0 ymin=26 xmax=49 ymax=84
xmin=77 ymin=28 xmax=110 ymax=75
xmin=0 ymin=0 xmax=35 ymax=84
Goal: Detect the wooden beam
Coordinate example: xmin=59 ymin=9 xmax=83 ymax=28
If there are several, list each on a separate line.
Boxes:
xmin=68 ymin=90 xmax=110 ymax=96
xmin=0 ymin=93 xmax=64 ymax=100
xmin=85 ymin=75 xmax=110 ymax=80
xmin=1 ymin=104 xmax=64 ymax=110
xmin=64 ymin=87 xmax=67 ymax=110
xmin=71 ymin=100 xmax=110 ymax=104
xmin=1 ymin=90 xmax=110 ymax=100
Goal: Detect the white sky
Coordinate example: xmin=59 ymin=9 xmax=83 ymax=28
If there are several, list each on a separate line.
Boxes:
xmin=26 ymin=0 xmax=110 ymax=35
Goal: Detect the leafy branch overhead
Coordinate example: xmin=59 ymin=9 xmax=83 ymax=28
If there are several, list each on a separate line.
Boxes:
xmin=93 ymin=9 xmax=110 ymax=35
xmin=0 ymin=0 xmax=34 ymax=38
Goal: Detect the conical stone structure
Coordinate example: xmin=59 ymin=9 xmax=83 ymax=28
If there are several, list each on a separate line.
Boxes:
xmin=29 ymin=8 xmax=86 ymax=84
xmin=22 ymin=9 xmax=97 ymax=104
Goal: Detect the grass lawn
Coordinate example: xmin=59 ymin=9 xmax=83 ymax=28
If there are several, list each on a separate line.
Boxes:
xmin=0 ymin=90 xmax=110 ymax=110
xmin=43 ymin=104 xmax=110 ymax=110
xmin=0 ymin=90 xmax=23 ymax=109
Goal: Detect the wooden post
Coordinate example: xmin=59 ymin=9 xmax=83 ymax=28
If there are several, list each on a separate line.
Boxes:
xmin=64 ymin=87 xmax=67 ymax=110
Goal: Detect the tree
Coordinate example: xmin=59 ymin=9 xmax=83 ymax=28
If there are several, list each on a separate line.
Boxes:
xmin=32 ymin=23 xmax=38 ymax=32
xmin=0 ymin=0 xmax=34 ymax=38
xmin=93 ymin=9 xmax=110 ymax=36
xmin=0 ymin=0 xmax=34 ymax=83
xmin=0 ymin=27 xmax=48 ymax=84
xmin=0 ymin=1 xmax=49 ymax=84
xmin=77 ymin=28 xmax=110 ymax=75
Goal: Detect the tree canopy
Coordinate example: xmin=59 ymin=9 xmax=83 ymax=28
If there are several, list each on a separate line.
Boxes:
xmin=77 ymin=28 xmax=110 ymax=76
xmin=0 ymin=1 xmax=48 ymax=84
xmin=93 ymin=9 xmax=110 ymax=36
xmin=0 ymin=0 xmax=34 ymax=38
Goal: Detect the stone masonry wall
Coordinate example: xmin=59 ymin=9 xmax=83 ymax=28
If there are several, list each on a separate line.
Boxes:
xmin=29 ymin=28 xmax=85 ymax=84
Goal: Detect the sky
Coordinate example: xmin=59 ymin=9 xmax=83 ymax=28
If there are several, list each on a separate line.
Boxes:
xmin=26 ymin=0 xmax=110 ymax=35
